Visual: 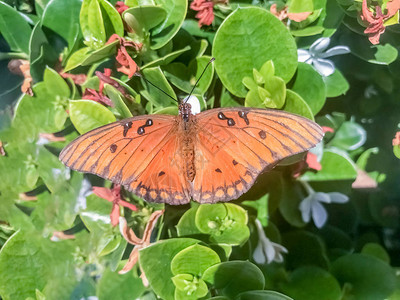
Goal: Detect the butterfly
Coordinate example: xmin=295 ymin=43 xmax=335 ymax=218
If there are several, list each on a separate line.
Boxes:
xmin=59 ymin=101 xmax=323 ymax=205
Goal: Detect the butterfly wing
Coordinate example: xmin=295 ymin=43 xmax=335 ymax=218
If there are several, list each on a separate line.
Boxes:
xmin=192 ymin=107 xmax=324 ymax=203
xmin=60 ymin=115 xmax=191 ymax=204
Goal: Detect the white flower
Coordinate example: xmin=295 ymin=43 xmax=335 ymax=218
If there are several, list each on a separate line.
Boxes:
xmin=183 ymin=95 xmax=201 ymax=115
xmin=253 ymin=219 xmax=288 ymax=264
xmin=297 ymin=37 xmax=350 ymax=77
xmin=299 ymin=181 xmax=349 ymax=228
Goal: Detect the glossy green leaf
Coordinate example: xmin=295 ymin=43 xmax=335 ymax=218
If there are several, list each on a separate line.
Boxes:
xmin=139 ymin=238 xmax=200 ymax=300
xmin=0 ymin=144 xmax=39 ymax=192
xmin=329 ymin=121 xmax=366 ymax=151
xmin=43 ymin=67 xmax=70 ymax=99
xmin=341 ymin=30 xmax=398 ymax=65
xmin=331 ymin=254 xmax=397 ymax=299
xmin=151 ymin=0 xmax=187 ymax=49
xmin=361 ymin=243 xmax=390 ymax=264
xmin=323 ymin=69 xmax=349 ymax=98
xmin=171 ymin=244 xmax=221 ymax=276
xmin=283 ymin=90 xmax=314 ymax=120
xmin=281 ymin=266 xmax=341 ymax=300
xmin=63 ymin=47 xmax=91 ymax=72
xmin=12 ymin=82 xmax=68 ymax=141
xmin=123 ymin=5 xmax=167 ymax=35
xmin=283 ymin=231 xmax=330 ymax=270
xmin=213 ymin=7 xmax=297 ymax=97
xmin=142 ymin=46 xmax=191 ymax=69
xmin=172 ymin=274 xmax=208 ymax=300
xmin=0 ymin=231 xmax=77 ymax=299
xmin=98 ymin=0 xmax=124 ymax=37
xmin=104 ymin=85 xmax=133 ymax=119
xmin=291 ymin=63 xmax=326 ymax=115
xmin=139 ymin=67 xmax=177 ymax=107
xmin=80 ymin=0 xmax=106 ymax=48
xmin=0 ymin=2 xmax=32 ymax=54
xmin=97 ymin=268 xmax=145 ymax=300
xmin=203 ymin=261 xmax=265 ymax=298
xmin=195 ymin=203 xmax=250 ymax=245
xmin=301 ymin=150 xmax=357 ymax=181
xmin=236 ymin=290 xmax=293 ymax=300
xmin=42 ymin=0 xmax=82 ymax=48
xmin=69 ymin=100 xmax=116 ymax=134
xmin=163 ymin=56 xmax=214 ymax=94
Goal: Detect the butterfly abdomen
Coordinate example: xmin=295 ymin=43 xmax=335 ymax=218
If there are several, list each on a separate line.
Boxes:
xmin=179 ymin=117 xmax=197 ymax=182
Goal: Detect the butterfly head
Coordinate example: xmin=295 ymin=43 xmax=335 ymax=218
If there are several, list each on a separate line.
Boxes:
xmin=179 ymin=103 xmax=192 ymax=122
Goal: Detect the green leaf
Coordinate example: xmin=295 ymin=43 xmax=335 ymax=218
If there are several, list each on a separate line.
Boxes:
xmin=104 ymin=85 xmax=133 ymax=119
xmin=203 ymin=261 xmax=265 ymax=298
xmin=80 ymin=0 xmax=106 ymax=48
xmin=123 ymin=5 xmax=167 ymax=35
xmin=301 ymin=150 xmax=357 ymax=181
xmin=63 ymin=47 xmax=91 ymax=72
xmin=151 ymin=0 xmax=187 ymax=49
xmin=177 ymin=206 xmax=205 ymax=237
xmin=329 ymin=121 xmax=366 ymax=151
xmin=0 ymin=231 xmax=77 ymax=299
xmin=139 ymin=67 xmax=177 ymax=107
xmin=0 ymin=144 xmax=39 ymax=192
xmin=98 ymin=0 xmax=124 ymax=37
xmin=142 ymin=46 xmax=191 ymax=69
xmin=171 ymin=244 xmax=221 ymax=276
xmin=283 ymin=90 xmax=314 ymax=120
xmin=12 ymin=82 xmax=68 ymax=141
xmin=163 ymin=56 xmax=214 ymax=94
xmin=172 ymin=274 xmax=208 ymax=300
xmin=237 ymin=290 xmax=293 ymax=300
xmin=195 ymin=203 xmax=250 ymax=245
xmin=69 ymin=100 xmax=116 ymax=134
xmin=361 ymin=243 xmax=390 ymax=264
xmin=331 ymin=254 xmax=397 ymax=299
xmin=43 ymin=67 xmax=70 ymax=99
xmin=291 ymin=63 xmax=326 ymax=115
xmin=139 ymin=238 xmax=200 ymax=300
xmin=0 ymin=1 xmax=32 ymax=54
xmin=278 ymin=179 xmax=306 ymax=227
xmin=288 ymin=0 xmax=314 ymax=13
xmin=42 ymin=0 xmax=82 ymax=49
xmin=280 ymin=266 xmax=341 ymax=300
xmin=341 ymin=30 xmax=398 ymax=65
xmin=213 ymin=7 xmax=297 ymax=97
xmin=323 ymin=69 xmax=349 ymax=98
xmin=97 ymin=267 xmax=145 ymax=300
xmin=282 ymin=231 xmax=330 ymax=270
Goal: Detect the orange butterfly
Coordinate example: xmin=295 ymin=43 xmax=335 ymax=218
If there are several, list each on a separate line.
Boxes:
xmin=59 ymin=102 xmax=323 ymax=204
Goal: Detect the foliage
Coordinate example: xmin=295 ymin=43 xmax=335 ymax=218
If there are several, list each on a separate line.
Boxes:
xmin=1 ymin=0 xmax=400 ymax=299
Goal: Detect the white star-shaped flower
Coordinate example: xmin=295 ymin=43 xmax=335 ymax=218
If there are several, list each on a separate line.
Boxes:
xmin=298 ymin=37 xmax=350 ymax=77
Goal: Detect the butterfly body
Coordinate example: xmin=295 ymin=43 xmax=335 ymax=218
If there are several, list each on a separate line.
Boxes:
xmin=60 ymin=105 xmax=323 ymax=205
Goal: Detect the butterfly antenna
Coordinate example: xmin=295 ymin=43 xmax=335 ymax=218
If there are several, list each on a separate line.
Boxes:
xmin=135 ymin=72 xmax=179 ymax=103
xmin=185 ymin=57 xmax=215 ymax=104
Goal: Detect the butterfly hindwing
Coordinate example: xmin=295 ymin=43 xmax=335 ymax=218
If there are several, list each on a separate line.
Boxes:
xmin=192 ymin=107 xmax=324 ymax=203
xmin=60 ymin=115 xmax=191 ymax=204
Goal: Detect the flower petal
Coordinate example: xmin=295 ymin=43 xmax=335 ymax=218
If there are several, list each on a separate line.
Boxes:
xmin=119 ymin=216 xmax=142 ymax=245
xmin=142 ymin=210 xmax=164 ymax=244
xmin=315 ymin=192 xmax=331 ymax=203
xmin=311 ymin=201 xmax=328 ymax=228
xmin=310 ymin=37 xmax=330 ymax=54
xmin=119 ymin=247 xmax=139 ymax=274
xmin=253 ymin=242 xmax=267 ymax=264
xmin=319 ymin=46 xmax=350 ymax=58
xmin=92 ymin=186 xmax=114 ymax=201
xmin=299 ymin=196 xmax=313 ymax=223
xmin=297 ymin=49 xmax=311 ymax=62
xmin=110 ymin=203 xmax=120 ymax=227
xmin=312 ymin=58 xmax=335 ymax=76
xmin=328 ymin=192 xmax=349 ymax=203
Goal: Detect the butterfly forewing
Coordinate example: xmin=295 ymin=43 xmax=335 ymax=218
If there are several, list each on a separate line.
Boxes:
xmin=192 ymin=107 xmax=324 ymax=203
xmin=60 ymin=115 xmax=191 ymax=204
